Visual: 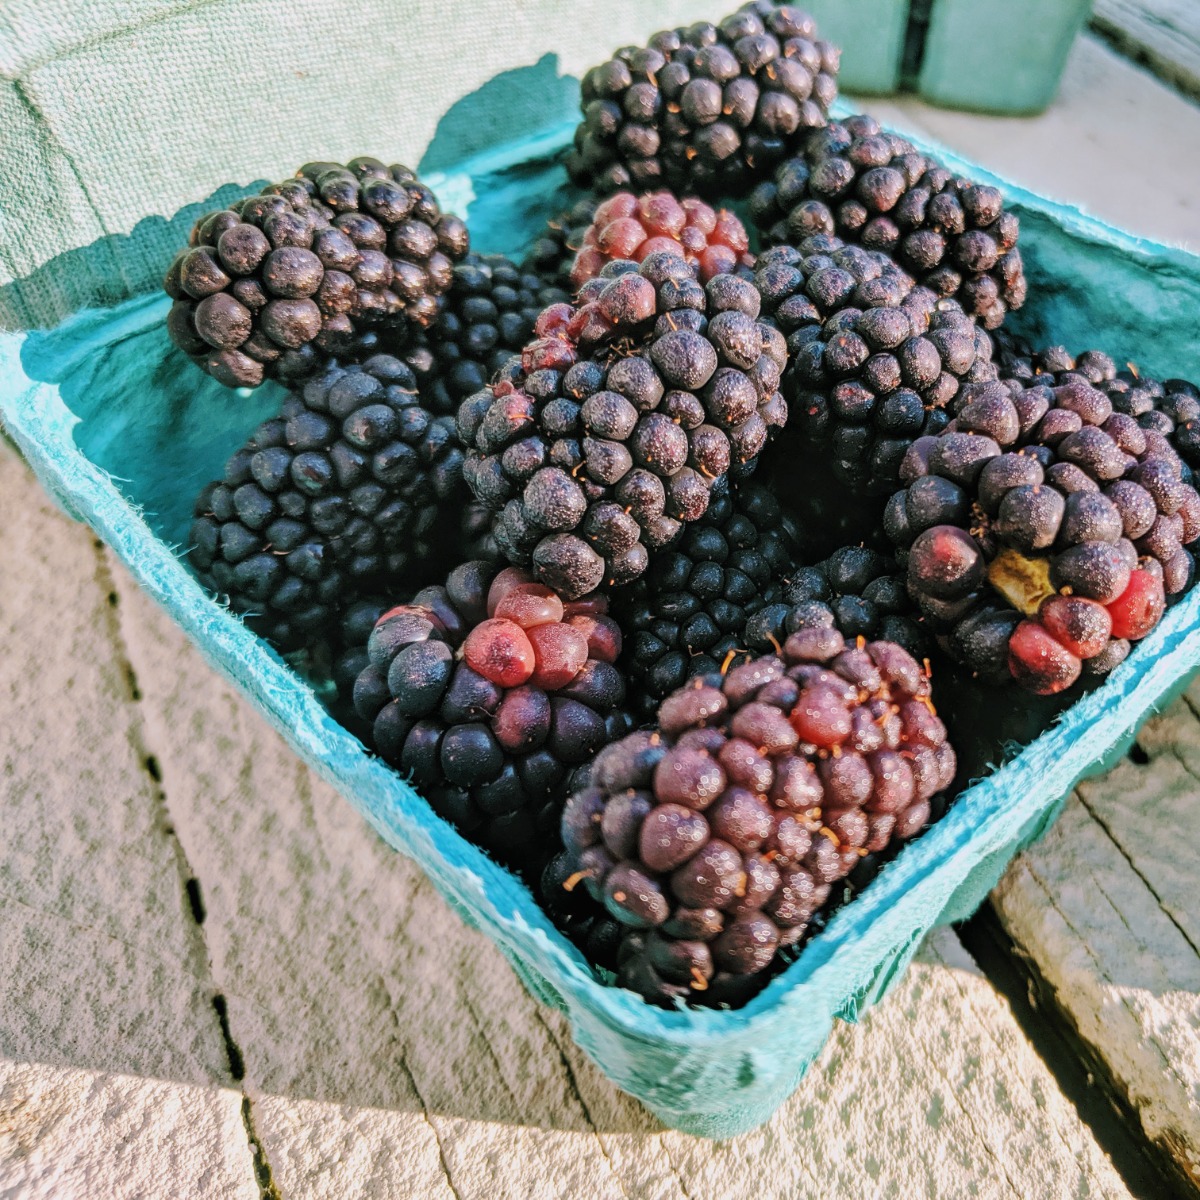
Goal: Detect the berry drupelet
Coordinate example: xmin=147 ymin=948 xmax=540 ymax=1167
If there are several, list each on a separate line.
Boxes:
xmin=554 ymin=629 xmax=955 ymax=1006
xmin=887 ymin=373 xmax=1200 ymax=693
xmin=750 ymin=115 xmax=1026 ymax=330
xmin=188 ymin=355 xmax=461 ymax=651
xmin=404 ymin=253 xmax=570 ymax=416
xmin=567 ymin=2 xmax=839 ymax=199
xmin=756 ymin=236 xmax=995 ymax=495
xmin=745 ymin=544 xmax=927 ymax=660
xmin=352 ymin=561 xmax=631 ymax=868
xmin=613 ymin=480 xmax=798 ymax=716
xmin=457 ymin=253 xmax=789 ymax=598
xmin=165 ymin=158 xmax=469 ymax=388
xmin=569 ymin=191 xmax=754 ymax=289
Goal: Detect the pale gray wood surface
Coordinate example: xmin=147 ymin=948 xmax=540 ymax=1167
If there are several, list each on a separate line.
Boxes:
xmin=1093 ymin=0 xmax=1200 ymax=101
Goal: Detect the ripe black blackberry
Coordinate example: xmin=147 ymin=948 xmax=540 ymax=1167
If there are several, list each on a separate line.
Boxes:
xmin=403 ymin=253 xmax=570 ymax=416
xmin=745 ymin=544 xmax=927 ymax=660
xmin=551 ymin=629 xmax=955 ymax=1006
xmin=755 ymin=237 xmax=995 ymax=495
xmin=522 ymin=197 xmax=600 ymax=293
xmin=750 ymin=115 xmax=1026 ymax=329
xmin=458 ymin=253 xmax=789 ymax=598
xmin=994 ymin=339 xmax=1200 ymax=479
xmin=567 ymin=2 xmax=839 ymax=199
xmin=188 ymin=355 xmax=461 ymax=651
xmin=614 ymin=480 xmax=798 ymax=716
xmin=165 ymin=159 xmax=469 ymax=388
xmin=887 ymin=374 xmax=1200 ymax=693
xmin=352 ymin=561 xmax=632 ymax=868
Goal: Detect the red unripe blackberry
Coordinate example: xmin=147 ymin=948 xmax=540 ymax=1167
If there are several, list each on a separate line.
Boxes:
xmin=571 ymin=192 xmax=754 ymax=289
xmin=567 ymin=2 xmax=840 ymax=199
xmin=750 ymin=115 xmax=1025 ymax=330
xmin=551 ymin=629 xmax=955 ymax=1006
xmin=1007 ymin=620 xmax=1081 ymax=695
xmin=165 ymin=158 xmax=468 ymax=387
xmin=459 ymin=255 xmax=788 ymax=598
xmin=353 ymin=561 xmax=632 ymax=868
xmin=463 ymin=619 xmax=537 ymax=686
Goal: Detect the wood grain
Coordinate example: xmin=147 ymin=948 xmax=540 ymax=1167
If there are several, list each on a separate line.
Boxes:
xmin=993 ymin=694 xmax=1200 ymax=1194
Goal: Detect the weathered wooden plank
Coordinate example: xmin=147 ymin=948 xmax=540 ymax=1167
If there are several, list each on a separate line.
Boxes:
xmin=992 ymin=717 xmax=1200 ymax=1194
xmin=0 ymin=442 xmax=257 ymax=1200
xmin=1092 ymin=0 xmax=1200 ymax=102
xmin=860 ymin=33 xmax=1200 ymax=254
xmin=109 ymin=547 xmax=1131 ymax=1199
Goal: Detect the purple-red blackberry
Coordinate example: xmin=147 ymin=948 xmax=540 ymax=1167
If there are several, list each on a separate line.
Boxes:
xmin=552 ymin=630 xmax=955 ymax=1006
xmin=353 ymin=562 xmax=632 ymax=868
xmin=189 ymin=355 xmax=461 ymax=651
xmin=457 ymin=254 xmax=788 ymax=598
xmin=889 ymin=374 xmax=1200 ymax=693
xmin=567 ymin=2 xmax=839 ymax=199
xmin=164 ymin=159 xmax=469 ymax=388
xmin=755 ymin=236 xmax=995 ymax=495
xmin=745 ymin=544 xmax=927 ymax=660
xmin=750 ymin=115 xmax=1026 ymax=329
xmin=403 ymin=253 xmax=570 ymax=416
xmin=614 ymin=480 xmax=798 ymax=716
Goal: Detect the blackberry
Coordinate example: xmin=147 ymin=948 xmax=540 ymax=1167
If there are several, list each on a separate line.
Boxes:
xmin=614 ymin=480 xmax=798 ymax=716
xmin=164 ymin=159 xmax=469 ymax=388
xmin=352 ymin=562 xmax=632 ymax=868
xmin=567 ymin=2 xmax=839 ymax=199
xmin=188 ymin=355 xmax=460 ymax=651
xmin=458 ymin=254 xmax=789 ymax=599
xmin=405 ymin=253 xmax=570 ymax=416
xmin=994 ymin=340 xmax=1200 ymax=480
xmin=889 ymin=375 xmax=1200 ymax=694
xmin=745 ymin=545 xmax=927 ymax=660
xmin=756 ymin=237 xmax=995 ymax=495
xmin=522 ymin=197 xmax=600 ymax=293
xmin=540 ymin=849 xmax=628 ymax=973
xmin=552 ymin=630 xmax=955 ymax=1006
xmin=569 ymin=191 xmax=754 ymax=290
xmin=750 ymin=115 xmax=1026 ymax=330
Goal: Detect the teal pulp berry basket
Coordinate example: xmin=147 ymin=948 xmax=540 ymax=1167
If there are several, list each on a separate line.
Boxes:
xmin=4 ymin=100 xmax=1200 ymax=1135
